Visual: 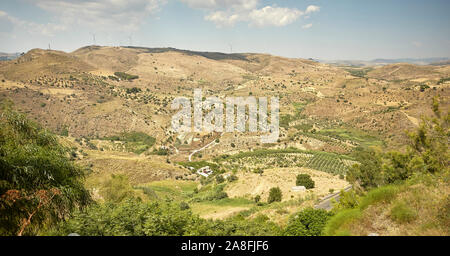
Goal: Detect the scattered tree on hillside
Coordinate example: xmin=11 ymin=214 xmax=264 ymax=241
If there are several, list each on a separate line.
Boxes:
xmin=296 ymin=174 xmax=315 ymax=189
xmin=268 ymin=187 xmax=282 ymax=203
xmin=347 ymin=97 xmax=449 ymax=190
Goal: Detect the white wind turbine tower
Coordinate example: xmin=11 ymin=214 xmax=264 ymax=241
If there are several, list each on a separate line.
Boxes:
xmin=90 ymin=33 xmax=96 ymax=45
xmin=128 ymin=34 xmax=133 ymax=46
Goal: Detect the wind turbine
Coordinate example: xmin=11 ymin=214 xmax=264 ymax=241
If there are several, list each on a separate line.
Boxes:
xmin=127 ymin=33 xmax=133 ymax=46
xmin=90 ymin=33 xmax=96 ymax=45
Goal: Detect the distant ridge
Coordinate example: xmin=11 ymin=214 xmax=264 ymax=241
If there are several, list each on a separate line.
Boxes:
xmin=320 ymin=57 xmax=450 ymax=67
xmin=0 ymin=52 xmax=22 ymax=61
xmin=123 ymin=46 xmax=249 ymax=62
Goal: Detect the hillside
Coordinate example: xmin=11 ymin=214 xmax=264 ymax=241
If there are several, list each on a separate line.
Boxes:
xmin=325 ymin=180 xmax=449 ymax=236
xmin=0 ymin=46 xmax=449 ymax=234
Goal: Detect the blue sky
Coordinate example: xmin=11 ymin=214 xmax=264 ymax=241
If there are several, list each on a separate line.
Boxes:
xmin=0 ymin=0 xmax=449 ymax=60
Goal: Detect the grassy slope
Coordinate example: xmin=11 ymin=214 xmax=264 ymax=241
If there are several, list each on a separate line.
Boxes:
xmin=324 ymin=174 xmax=449 ymax=236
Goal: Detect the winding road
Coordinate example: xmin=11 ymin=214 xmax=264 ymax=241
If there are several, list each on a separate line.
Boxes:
xmin=188 ymin=133 xmax=224 ymax=162
xmin=314 ymin=185 xmax=352 ymax=211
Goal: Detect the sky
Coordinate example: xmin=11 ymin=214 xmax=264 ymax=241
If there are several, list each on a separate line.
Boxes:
xmin=0 ymin=0 xmax=449 ymax=60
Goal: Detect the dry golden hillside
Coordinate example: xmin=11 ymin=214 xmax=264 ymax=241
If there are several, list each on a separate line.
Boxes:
xmin=0 ymin=45 xmax=449 ymax=225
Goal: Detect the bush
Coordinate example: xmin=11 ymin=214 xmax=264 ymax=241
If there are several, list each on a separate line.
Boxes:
xmin=114 ymin=72 xmax=139 ymax=81
xmin=227 ymin=175 xmax=238 ymax=182
xmin=333 ymin=190 xmax=360 ymax=211
xmin=346 ymin=147 xmax=384 ymax=190
xmin=254 ymin=195 xmax=261 ymax=203
xmin=390 ymin=201 xmax=416 ymax=223
xmin=154 ymin=147 xmax=169 ymax=156
xmin=100 ymin=174 xmax=136 ymax=203
xmin=323 ymin=209 xmax=361 ymax=236
xmin=296 ymin=174 xmax=315 ymax=189
xmin=0 ymin=107 xmax=90 ymax=235
xmin=359 ymin=185 xmax=400 ymax=210
xmin=216 ymin=175 xmax=225 ymax=184
xmin=284 ymin=208 xmax=332 ymax=236
xmin=268 ymin=187 xmax=282 ymax=203
xmin=179 ymin=202 xmax=190 ymax=210
xmin=126 ymin=87 xmax=142 ymax=94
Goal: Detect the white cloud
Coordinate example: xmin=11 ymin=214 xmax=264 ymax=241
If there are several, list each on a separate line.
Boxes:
xmin=0 ymin=9 xmax=66 ymax=36
xmin=181 ymin=0 xmax=258 ymax=11
xmin=205 ymin=11 xmax=240 ymax=27
xmin=305 ymin=5 xmax=320 ymax=14
xmin=32 ymin=0 xmax=167 ymax=32
xmin=302 ymin=23 xmax=313 ymax=29
xmin=248 ymin=6 xmax=302 ymax=27
xmin=184 ymin=1 xmax=321 ymax=28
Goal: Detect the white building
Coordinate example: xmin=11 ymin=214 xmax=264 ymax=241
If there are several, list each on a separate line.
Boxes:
xmin=197 ymin=166 xmax=213 ymax=177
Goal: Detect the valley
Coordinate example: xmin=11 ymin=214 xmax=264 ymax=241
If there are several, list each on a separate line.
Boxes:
xmin=0 ymin=46 xmax=448 ymax=234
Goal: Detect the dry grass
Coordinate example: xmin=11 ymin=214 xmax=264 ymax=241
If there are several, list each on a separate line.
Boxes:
xmin=225 ymin=167 xmax=349 ymax=202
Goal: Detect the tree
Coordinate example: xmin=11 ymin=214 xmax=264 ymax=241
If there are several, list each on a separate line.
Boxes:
xmin=0 ymin=106 xmax=90 ymax=235
xmin=268 ymin=187 xmax=282 ymax=203
xmin=100 ymin=174 xmax=135 ymax=203
xmin=296 ymin=174 xmax=315 ymax=189
xmin=226 ymin=175 xmax=238 ymax=182
xmin=346 ymin=147 xmax=384 ymax=190
xmin=283 ymin=208 xmax=332 ymax=236
xmin=216 ymin=175 xmax=225 ymax=184
xmin=347 ymin=97 xmax=449 ymax=190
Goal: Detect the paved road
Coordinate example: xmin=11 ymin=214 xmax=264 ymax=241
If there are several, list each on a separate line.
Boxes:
xmin=314 ymin=185 xmax=352 ymax=211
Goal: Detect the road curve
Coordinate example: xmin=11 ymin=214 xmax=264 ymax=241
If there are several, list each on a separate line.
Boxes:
xmin=188 ymin=133 xmax=223 ymax=162
xmin=314 ymin=185 xmax=352 ymax=211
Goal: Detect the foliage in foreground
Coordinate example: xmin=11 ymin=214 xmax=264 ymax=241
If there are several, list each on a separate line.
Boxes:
xmin=49 ymin=197 xmax=282 ymax=236
xmin=283 ymin=208 xmax=332 ymax=236
xmin=0 ymin=106 xmax=90 ymax=236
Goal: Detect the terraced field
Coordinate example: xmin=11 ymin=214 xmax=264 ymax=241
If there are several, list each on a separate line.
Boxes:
xmin=215 ymin=148 xmax=354 ymax=176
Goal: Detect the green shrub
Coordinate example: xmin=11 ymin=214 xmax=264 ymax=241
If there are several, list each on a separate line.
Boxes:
xmin=296 ymin=174 xmax=315 ymax=189
xmin=268 ymin=187 xmax=282 ymax=203
xmin=390 ymin=201 xmax=416 ymax=223
xmin=0 ymin=107 xmax=90 ymax=235
xmin=216 ymin=175 xmax=225 ymax=184
xmin=227 ymin=175 xmax=238 ymax=182
xmin=359 ymin=185 xmax=400 ymax=210
xmin=333 ymin=190 xmax=360 ymax=211
xmin=284 ymin=208 xmax=332 ymax=236
xmin=100 ymin=174 xmax=136 ymax=203
xmin=153 ymin=147 xmax=169 ymax=155
xmin=179 ymin=202 xmax=190 ymax=210
xmin=324 ymin=209 xmax=361 ymax=236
